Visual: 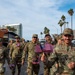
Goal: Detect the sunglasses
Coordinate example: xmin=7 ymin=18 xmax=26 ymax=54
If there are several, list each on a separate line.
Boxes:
xmin=64 ymin=34 xmax=72 ymax=37
xmin=33 ymin=37 xmax=37 ymax=38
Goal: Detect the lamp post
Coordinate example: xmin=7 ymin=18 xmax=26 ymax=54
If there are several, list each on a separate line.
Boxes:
xmin=52 ymin=25 xmax=58 ymax=34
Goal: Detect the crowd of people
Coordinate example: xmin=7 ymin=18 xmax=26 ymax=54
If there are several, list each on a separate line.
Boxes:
xmin=0 ymin=28 xmax=75 ymax=75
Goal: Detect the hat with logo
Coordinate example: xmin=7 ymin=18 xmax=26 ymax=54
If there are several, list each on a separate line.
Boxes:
xmin=32 ymin=34 xmax=38 ymax=38
xmin=63 ymin=28 xmax=73 ymax=35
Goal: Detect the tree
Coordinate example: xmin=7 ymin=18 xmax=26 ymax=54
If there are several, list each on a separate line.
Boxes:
xmin=11 ymin=27 xmax=17 ymax=32
xmin=61 ymin=15 xmax=66 ymax=29
xmin=44 ymin=27 xmax=50 ymax=34
xmin=6 ymin=26 xmax=17 ymax=32
xmin=6 ymin=26 xmax=11 ymax=31
xmin=58 ymin=20 xmax=64 ymax=33
xmin=68 ymin=8 xmax=74 ymax=29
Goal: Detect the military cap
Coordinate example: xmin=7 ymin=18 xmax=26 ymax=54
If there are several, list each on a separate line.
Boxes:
xmin=0 ymin=38 xmax=2 ymax=42
xmin=45 ymin=34 xmax=50 ymax=37
xmin=21 ymin=38 xmax=25 ymax=42
xmin=32 ymin=34 xmax=38 ymax=38
xmin=21 ymin=38 xmax=25 ymax=41
xmin=63 ymin=28 xmax=73 ymax=35
xmin=15 ymin=36 xmax=20 ymax=39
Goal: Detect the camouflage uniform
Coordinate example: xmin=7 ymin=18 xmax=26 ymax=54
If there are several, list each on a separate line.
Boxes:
xmin=22 ymin=34 xmax=41 ymax=75
xmin=7 ymin=40 xmax=14 ymax=64
xmin=50 ymin=28 xmax=75 ymax=75
xmin=21 ymin=38 xmax=27 ymax=50
xmin=43 ymin=52 xmax=53 ymax=75
xmin=41 ymin=34 xmax=53 ymax=75
xmin=0 ymin=38 xmax=8 ymax=75
xmin=9 ymin=36 xmax=23 ymax=75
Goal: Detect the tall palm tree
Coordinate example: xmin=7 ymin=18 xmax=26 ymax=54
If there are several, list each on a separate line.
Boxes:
xmin=61 ymin=15 xmax=66 ymax=29
xmin=58 ymin=20 xmax=64 ymax=33
xmin=68 ymin=8 xmax=74 ymax=29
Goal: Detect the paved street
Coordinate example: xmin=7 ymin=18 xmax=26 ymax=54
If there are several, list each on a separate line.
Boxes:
xmin=4 ymin=61 xmax=44 ymax=75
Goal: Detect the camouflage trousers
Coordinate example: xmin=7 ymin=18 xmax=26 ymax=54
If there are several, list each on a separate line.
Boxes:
xmin=50 ymin=66 xmax=75 ymax=75
xmin=10 ymin=57 xmax=22 ymax=75
xmin=44 ymin=61 xmax=51 ymax=75
xmin=27 ymin=62 xmax=40 ymax=75
xmin=0 ymin=63 xmax=5 ymax=75
xmin=0 ymin=74 xmax=4 ymax=75
xmin=44 ymin=67 xmax=51 ymax=75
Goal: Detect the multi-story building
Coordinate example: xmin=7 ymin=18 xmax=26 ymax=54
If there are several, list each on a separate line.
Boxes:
xmin=3 ymin=23 xmax=22 ymax=38
xmin=73 ymin=30 xmax=75 ymax=39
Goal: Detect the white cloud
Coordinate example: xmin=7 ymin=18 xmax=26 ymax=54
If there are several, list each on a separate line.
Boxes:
xmin=0 ymin=0 xmax=75 ymax=40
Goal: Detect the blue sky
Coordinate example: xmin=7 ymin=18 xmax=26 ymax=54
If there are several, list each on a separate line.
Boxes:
xmin=0 ymin=0 xmax=75 ymax=40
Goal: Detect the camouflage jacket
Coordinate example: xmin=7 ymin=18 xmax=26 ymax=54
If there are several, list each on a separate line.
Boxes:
xmin=0 ymin=46 xmax=8 ymax=63
xmin=9 ymin=42 xmax=23 ymax=59
xmin=21 ymin=42 xmax=27 ymax=50
xmin=50 ymin=43 xmax=75 ymax=75
xmin=7 ymin=43 xmax=13 ymax=50
xmin=22 ymin=41 xmax=42 ymax=63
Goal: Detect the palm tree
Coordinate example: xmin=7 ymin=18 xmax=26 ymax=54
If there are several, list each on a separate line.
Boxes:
xmin=58 ymin=20 xmax=64 ymax=33
xmin=61 ymin=15 xmax=66 ymax=29
xmin=44 ymin=27 xmax=50 ymax=34
xmin=6 ymin=26 xmax=11 ymax=31
xmin=68 ymin=8 xmax=74 ymax=29
xmin=11 ymin=27 xmax=17 ymax=32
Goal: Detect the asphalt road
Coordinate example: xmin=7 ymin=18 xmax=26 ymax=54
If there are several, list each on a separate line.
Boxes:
xmin=4 ymin=61 xmax=44 ymax=75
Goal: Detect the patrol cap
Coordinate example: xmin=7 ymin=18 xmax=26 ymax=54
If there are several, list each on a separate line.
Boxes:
xmin=45 ymin=34 xmax=50 ymax=37
xmin=32 ymin=34 xmax=38 ymax=38
xmin=21 ymin=38 xmax=25 ymax=41
xmin=0 ymin=38 xmax=2 ymax=42
xmin=15 ymin=36 xmax=20 ymax=39
xmin=63 ymin=28 xmax=73 ymax=36
xmin=21 ymin=38 xmax=25 ymax=42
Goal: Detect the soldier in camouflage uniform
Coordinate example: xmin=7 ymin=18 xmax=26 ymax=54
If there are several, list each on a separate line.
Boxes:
xmin=0 ymin=38 xmax=8 ymax=75
xmin=50 ymin=28 xmax=75 ymax=75
xmin=41 ymin=34 xmax=53 ymax=75
xmin=21 ymin=38 xmax=27 ymax=62
xmin=7 ymin=39 xmax=14 ymax=64
xmin=22 ymin=34 xmax=41 ymax=75
xmin=7 ymin=40 xmax=15 ymax=50
xmin=9 ymin=36 xmax=23 ymax=75
xmin=21 ymin=38 xmax=27 ymax=49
